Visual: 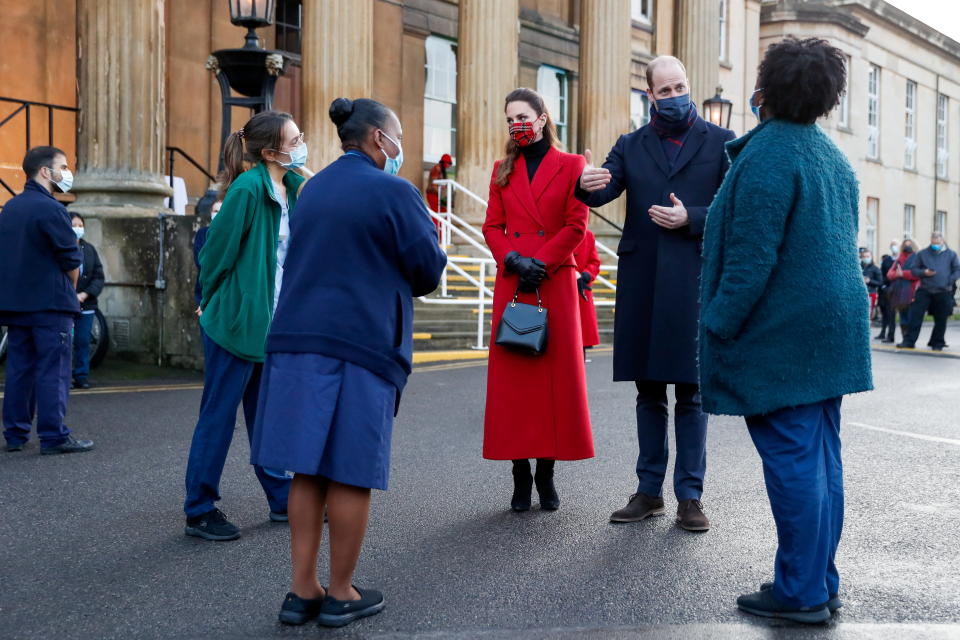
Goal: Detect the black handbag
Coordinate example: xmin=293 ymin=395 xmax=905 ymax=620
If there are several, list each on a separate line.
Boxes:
xmin=495 ymin=288 xmax=548 ymax=355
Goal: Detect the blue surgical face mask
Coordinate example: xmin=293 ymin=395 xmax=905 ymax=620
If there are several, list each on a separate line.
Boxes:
xmin=931 ymin=244 xmax=942 ymax=252
xmin=749 ymin=89 xmax=764 ymax=122
xmin=73 ymin=226 xmax=85 ymax=240
xmin=654 ymin=93 xmax=692 ymax=123
xmin=274 ymin=143 xmax=308 ymax=169
xmin=379 ymin=130 xmax=404 ymax=176
xmin=51 ymin=167 xmax=73 ymax=193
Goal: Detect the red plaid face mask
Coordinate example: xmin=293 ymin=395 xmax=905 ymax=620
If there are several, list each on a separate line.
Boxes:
xmin=509 ymin=122 xmax=537 ymax=147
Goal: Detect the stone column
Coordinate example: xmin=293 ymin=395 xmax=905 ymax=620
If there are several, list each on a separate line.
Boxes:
xmin=578 ymin=0 xmax=631 ymax=225
xmin=674 ymin=0 xmax=720 ymax=108
xmin=302 ymin=0 xmax=374 ymax=170
xmin=457 ymin=0 xmax=519 ymax=222
xmin=72 ymin=0 xmax=171 ymax=216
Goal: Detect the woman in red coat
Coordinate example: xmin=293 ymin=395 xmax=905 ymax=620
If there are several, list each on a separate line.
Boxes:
xmin=573 ymin=229 xmax=601 ymax=351
xmin=482 ymin=87 xmax=595 ymax=513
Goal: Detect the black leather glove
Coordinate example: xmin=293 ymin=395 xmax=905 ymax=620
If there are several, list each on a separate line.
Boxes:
xmin=504 ymin=251 xmax=546 ymax=291
xmin=577 ymin=271 xmax=593 ymax=300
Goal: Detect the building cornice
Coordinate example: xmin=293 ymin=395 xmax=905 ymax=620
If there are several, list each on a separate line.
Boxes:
xmin=760 ymin=1 xmax=870 ymax=38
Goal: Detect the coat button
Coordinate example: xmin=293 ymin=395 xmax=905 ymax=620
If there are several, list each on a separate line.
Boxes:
xmin=514 ymin=232 xmax=520 ymax=238
xmin=538 ymin=230 xmax=544 ymax=236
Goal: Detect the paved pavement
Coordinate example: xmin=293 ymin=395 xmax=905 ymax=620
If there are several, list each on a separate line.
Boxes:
xmin=1 ymin=348 xmax=959 ymax=640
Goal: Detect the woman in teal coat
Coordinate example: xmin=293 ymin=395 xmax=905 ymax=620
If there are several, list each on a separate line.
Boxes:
xmin=699 ymin=38 xmax=872 ymax=624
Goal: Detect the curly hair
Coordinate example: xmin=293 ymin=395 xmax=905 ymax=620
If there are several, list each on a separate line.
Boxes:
xmin=757 ymin=37 xmax=847 ymax=125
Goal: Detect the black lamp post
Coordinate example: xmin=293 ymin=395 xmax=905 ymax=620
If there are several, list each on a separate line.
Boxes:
xmin=197 ymin=0 xmax=286 ymax=215
xmin=703 ymin=86 xmax=733 ymax=130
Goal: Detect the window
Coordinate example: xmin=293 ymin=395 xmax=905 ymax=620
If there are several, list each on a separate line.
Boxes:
xmin=904 ymin=204 xmax=915 ymax=239
xmin=867 ymin=65 xmax=880 ymax=160
xmin=904 ymin=80 xmax=917 ymax=170
xmin=631 ymin=0 xmax=652 ymax=23
xmin=866 ymin=197 xmax=879 ymax=256
xmin=935 ymin=210 xmax=947 ymax=235
xmin=537 ymin=65 xmax=569 ymax=147
xmin=631 ymin=89 xmax=650 ymax=130
xmin=837 ymin=56 xmax=850 ymax=129
xmin=424 ymin=36 xmax=458 ymax=163
xmin=719 ymin=0 xmax=728 ymax=61
xmin=275 ymin=0 xmax=302 ymax=55
xmin=937 ymin=94 xmax=949 ymax=179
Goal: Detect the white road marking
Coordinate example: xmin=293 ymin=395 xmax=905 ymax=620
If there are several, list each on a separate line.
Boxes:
xmin=847 ymin=421 xmax=960 ymax=447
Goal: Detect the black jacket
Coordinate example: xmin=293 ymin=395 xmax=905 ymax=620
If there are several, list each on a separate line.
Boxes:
xmin=862 ymin=262 xmax=883 ymax=294
xmin=0 ymin=180 xmax=82 ymax=315
xmin=77 ymin=240 xmax=105 ymax=311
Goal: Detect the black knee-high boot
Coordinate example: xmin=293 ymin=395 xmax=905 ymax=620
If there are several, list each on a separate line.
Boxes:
xmin=511 ymin=459 xmax=532 ymax=512
xmin=534 ymin=459 xmax=560 ymax=510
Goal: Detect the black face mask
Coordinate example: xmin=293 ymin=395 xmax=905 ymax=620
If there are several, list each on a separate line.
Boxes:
xmin=902 ymin=245 xmax=915 ymax=254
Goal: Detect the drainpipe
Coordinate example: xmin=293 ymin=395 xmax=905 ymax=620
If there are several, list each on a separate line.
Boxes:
xmin=934 ymin=74 xmax=941 ymax=228
xmin=155 ymin=213 xmax=167 ymax=367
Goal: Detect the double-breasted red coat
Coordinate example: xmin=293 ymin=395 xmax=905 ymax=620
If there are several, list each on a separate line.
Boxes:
xmin=573 ymin=229 xmax=601 ymax=348
xmin=481 ymin=146 xmax=595 ymax=461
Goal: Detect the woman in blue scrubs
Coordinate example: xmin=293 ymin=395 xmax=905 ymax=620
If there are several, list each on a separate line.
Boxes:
xmin=699 ymin=38 xmax=873 ymax=624
xmin=251 ymin=97 xmax=447 ymax=628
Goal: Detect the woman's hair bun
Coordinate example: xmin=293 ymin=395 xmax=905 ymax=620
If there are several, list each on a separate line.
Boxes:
xmin=329 ymin=98 xmax=354 ymax=127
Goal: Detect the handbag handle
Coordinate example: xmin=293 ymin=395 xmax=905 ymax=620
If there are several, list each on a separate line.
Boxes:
xmin=511 ymin=286 xmax=543 ymax=312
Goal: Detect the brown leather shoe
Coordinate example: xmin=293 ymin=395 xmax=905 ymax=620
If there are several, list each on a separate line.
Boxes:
xmin=676 ymin=499 xmax=710 ymax=532
xmin=609 ymin=492 xmax=665 ymax=523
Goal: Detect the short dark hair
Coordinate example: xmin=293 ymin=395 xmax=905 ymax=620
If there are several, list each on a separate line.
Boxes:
xmin=23 ymin=146 xmax=66 ymax=179
xmin=757 ymin=37 xmax=846 ymax=125
xmin=71 ymin=212 xmax=85 ymax=223
xmin=328 ymin=98 xmax=392 ymax=149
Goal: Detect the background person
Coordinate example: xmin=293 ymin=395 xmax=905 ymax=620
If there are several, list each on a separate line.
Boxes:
xmin=184 ymin=110 xmax=305 ymax=541
xmin=886 ymin=239 xmax=920 ymax=344
xmin=860 ymin=249 xmax=883 ymax=321
xmin=876 ymin=240 xmax=899 ymax=342
xmin=897 ymin=232 xmax=960 ymax=351
xmin=699 ymin=37 xmax=872 ymax=624
xmin=250 ymin=97 xmax=446 ymax=627
xmin=576 ymin=55 xmax=734 ymax=532
xmin=481 ymin=87 xmax=595 ymax=513
xmin=0 ymin=146 xmax=93 ymax=455
xmin=70 ymin=213 xmax=104 ymax=390
xmin=573 ymin=228 xmax=601 ymax=357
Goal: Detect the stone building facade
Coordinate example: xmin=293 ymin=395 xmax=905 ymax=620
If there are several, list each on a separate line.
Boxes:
xmin=1 ymin=0 xmax=956 ymax=365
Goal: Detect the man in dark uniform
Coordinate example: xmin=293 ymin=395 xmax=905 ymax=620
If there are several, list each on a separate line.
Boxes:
xmin=576 ymin=56 xmax=734 ymax=531
xmin=0 ymin=146 xmax=94 ymax=454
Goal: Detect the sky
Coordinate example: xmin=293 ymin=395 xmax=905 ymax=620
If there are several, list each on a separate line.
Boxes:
xmin=884 ymin=0 xmax=960 ymax=44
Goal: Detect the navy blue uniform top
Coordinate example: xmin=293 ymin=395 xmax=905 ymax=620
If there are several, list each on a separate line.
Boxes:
xmin=267 ymin=151 xmax=447 ymax=394
xmin=0 ymin=180 xmax=82 ymax=325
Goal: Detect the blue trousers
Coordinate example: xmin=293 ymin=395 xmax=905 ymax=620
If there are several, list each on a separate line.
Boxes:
xmin=2 ymin=320 xmax=73 ymax=448
xmin=72 ymin=311 xmax=95 ymax=383
xmin=746 ymin=397 xmax=843 ymax=608
xmin=635 ymin=381 xmax=707 ymax=501
xmin=183 ymin=334 xmax=290 ymax=518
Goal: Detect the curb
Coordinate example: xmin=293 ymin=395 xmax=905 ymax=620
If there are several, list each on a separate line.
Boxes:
xmin=871 ymin=344 xmax=960 ymax=360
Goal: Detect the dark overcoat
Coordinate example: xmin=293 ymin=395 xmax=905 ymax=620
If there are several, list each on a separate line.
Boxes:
xmin=576 ymin=117 xmax=734 ymax=383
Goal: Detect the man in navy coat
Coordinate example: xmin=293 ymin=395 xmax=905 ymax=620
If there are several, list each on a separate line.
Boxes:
xmin=576 ymin=56 xmax=734 ymax=531
xmin=0 ymin=146 xmax=94 ymax=454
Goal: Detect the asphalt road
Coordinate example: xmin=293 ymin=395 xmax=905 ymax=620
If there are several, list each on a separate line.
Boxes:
xmin=1 ymin=348 xmax=959 ymax=640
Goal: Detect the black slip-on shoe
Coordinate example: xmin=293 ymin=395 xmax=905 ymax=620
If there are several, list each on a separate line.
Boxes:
xmin=737 ymin=589 xmax=830 ymax=624
xmin=278 ymin=591 xmax=325 ymax=625
xmin=72 ymin=379 xmax=91 ymax=390
xmin=317 ymin=586 xmax=385 ymax=628
xmin=760 ymin=581 xmax=841 ymax=613
xmin=269 ymin=511 xmax=289 ymax=523
xmin=40 ymin=436 xmax=94 ymax=455
xmin=5 ymin=441 xmax=26 ymax=452
xmin=185 ymin=508 xmax=241 ymax=541
xmin=896 ymin=342 xmax=916 ymax=349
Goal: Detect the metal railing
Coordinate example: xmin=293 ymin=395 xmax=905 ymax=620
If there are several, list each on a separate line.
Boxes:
xmin=0 ymin=97 xmax=79 ymax=197
xmin=419 ymin=179 xmax=618 ymax=349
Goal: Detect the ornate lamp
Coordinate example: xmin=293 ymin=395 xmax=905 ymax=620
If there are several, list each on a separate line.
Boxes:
xmin=229 ymin=0 xmax=277 ymax=48
xmin=197 ymin=0 xmax=286 ymax=215
xmin=703 ymin=86 xmax=733 ymax=129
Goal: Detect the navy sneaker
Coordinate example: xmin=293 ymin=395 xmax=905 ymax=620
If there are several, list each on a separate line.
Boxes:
xmin=278 ymin=591 xmax=325 ymax=625
xmin=317 ymin=586 xmax=385 ymax=628
xmin=761 ymin=581 xmax=841 ymax=613
xmin=40 ymin=436 xmax=94 ymax=455
xmin=185 ymin=508 xmax=240 ymax=541
xmin=737 ymin=589 xmax=830 ymax=624
xmin=269 ymin=511 xmax=289 ymax=523
xmin=5 ymin=441 xmax=26 ymax=452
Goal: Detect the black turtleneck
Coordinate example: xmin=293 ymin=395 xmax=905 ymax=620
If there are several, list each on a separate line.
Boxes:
xmin=521 ymin=136 xmax=550 ymax=181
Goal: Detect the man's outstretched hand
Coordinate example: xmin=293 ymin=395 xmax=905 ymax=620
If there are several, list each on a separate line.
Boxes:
xmin=579 ymin=149 xmax=612 ymax=193
xmin=649 ymin=193 xmax=689 ymax=229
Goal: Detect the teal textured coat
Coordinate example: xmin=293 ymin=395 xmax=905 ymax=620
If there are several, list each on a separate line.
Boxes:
xmin=698 ymin=119 xmax=873 ymax=416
